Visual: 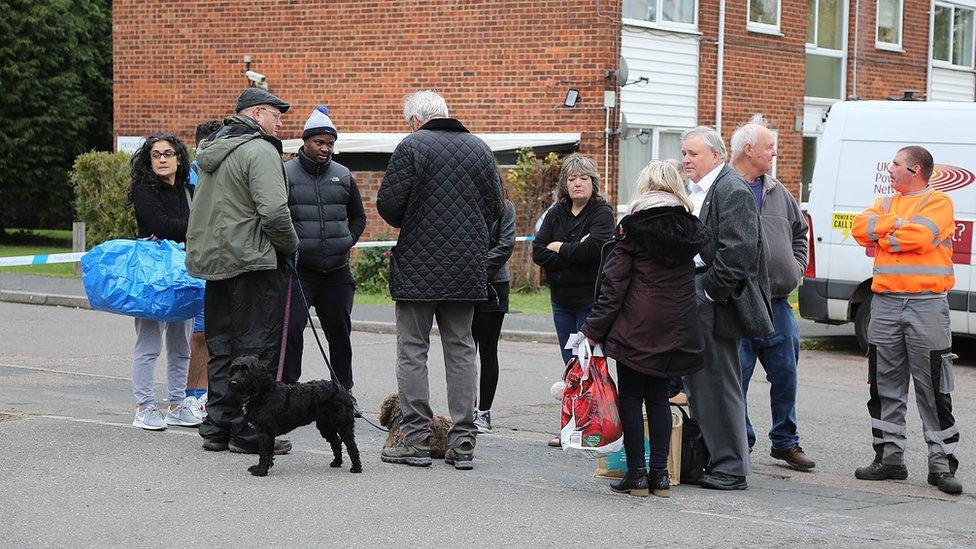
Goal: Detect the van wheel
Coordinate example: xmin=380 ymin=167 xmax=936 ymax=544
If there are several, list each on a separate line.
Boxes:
xmin=854 ymin=294 xmax=873 ymax=352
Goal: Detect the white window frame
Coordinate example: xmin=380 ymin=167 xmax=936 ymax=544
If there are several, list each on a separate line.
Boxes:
xmin=875 ymin=0 xmax=904 ymax=51
xmin=805 ymin=0 xmax=849 ymax=101
xmin=616 ymin=127 xmax=690 ymax=215
xmin=747 ymin=0 xmax=783 ymax=35
xmin=622 ymin=0 xmax=699 ymax=33
xmin=932 ymin=2 xmax=976 ymax=70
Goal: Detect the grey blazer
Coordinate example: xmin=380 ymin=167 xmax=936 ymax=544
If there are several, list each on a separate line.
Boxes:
xmin=698 ymin=164 xmax=774 ymax=339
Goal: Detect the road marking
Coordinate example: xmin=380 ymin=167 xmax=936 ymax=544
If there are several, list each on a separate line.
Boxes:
xmin=0 ymin=362 xmax=131 ymax=382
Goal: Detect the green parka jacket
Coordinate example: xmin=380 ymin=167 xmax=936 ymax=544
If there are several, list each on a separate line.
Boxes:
xmin=185 ymin=115 xmax=299 ymax=280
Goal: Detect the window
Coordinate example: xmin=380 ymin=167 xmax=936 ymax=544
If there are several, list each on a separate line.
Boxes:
xmin=876 ymin=0 xmax=902 ymax=49
xmin=801 ymin=137 xmax=817 ymax=202
xmin=617 ymin=129 xmax=685 ymax=211
xmin=748 ymin=0 xmax=781 ymax=33
xmin=623 ymin=0 xmax=696 ymax=28
xmin=934 ymin=3 xmax=976 ymax=68
xmin=806 ymin=0 xmax=846 ymax=99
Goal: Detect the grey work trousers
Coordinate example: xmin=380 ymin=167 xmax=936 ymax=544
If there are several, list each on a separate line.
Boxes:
xmin=867 ymin=293 xmax=959 ymax=473
xmin=684 ymin=276 xmax=752 ymax=477
xmin=394 ymin=301 xmax=478 ymax=450
xmin=131 ymin=317 xmax=192 ymax=407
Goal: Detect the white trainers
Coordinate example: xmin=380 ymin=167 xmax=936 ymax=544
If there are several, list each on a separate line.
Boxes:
xmin=474 ymin=410 xmax=492 ymax=433
xmin=185 ymin=395 xmax=207 ymax=421
xmin=133 ymin=405 xmax=167 ymax=430
xmin=165 ymin=398 xmax=204 ymax=427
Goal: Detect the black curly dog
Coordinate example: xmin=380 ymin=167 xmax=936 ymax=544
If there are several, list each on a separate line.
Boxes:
xmin=228 ymin=356 xmax=362 ymax=476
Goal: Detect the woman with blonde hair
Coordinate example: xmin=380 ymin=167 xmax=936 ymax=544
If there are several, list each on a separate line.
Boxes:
xmin=581 ymin=160 xmax=709 ymax=497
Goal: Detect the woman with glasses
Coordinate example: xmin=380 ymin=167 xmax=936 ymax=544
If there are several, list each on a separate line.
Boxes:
xmin=127 ymin=133 xmax=202 ymax=431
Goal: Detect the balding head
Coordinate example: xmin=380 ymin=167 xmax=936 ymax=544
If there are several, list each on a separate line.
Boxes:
xmin=731 ymin=114 xmax=777 ymax=180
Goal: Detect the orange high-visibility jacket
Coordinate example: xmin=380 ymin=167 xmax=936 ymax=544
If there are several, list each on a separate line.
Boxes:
xmin=852 ymin=187 xmax=955 ymax=294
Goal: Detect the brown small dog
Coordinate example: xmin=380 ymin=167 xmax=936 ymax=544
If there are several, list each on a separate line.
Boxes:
xmin=378 ymin=393 xmax=453 ymax=459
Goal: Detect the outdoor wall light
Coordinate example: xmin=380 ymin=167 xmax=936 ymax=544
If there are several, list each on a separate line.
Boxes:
xmin=563 ymin=88 xmax=580 ymax=108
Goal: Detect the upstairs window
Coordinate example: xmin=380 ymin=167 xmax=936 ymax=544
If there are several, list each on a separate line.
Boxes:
xmin=934 ymin=3 xmax=975 ymax=68
xmin=749 ymin=0 xmax=781 ymax=34
xmin=876 ymin=0 xmax=903 ymax=50
xmin=623 ymin=0 xmax=697 ymax=28
xmin=806 ymin=0 xmax=846 ymax=99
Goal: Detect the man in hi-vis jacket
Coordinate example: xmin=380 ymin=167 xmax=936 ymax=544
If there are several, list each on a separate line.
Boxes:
xmin=852 ymin=145 xmax=962 ymax=495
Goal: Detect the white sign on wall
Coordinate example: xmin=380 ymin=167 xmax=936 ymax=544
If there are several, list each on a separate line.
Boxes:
xmin=116 ymin=136 xmax=145 ymax=155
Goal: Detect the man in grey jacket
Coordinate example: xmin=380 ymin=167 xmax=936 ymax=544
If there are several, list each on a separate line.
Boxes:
xmin=731 ymin=116 xmax=815 ymax=471
xmin=682 ymin=126 xmax=773 ymax=491
xmin=186 ymin=88 xmax=299 ymax=455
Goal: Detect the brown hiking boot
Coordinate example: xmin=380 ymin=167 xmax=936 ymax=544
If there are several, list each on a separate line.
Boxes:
xmin=770 ymin=445 xmax=816 ymax=470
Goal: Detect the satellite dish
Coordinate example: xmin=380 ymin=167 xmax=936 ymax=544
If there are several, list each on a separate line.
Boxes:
xmin=605 ymin=56 xmax=629 ymax=83
xmin=615 ymin=112 xmax=629 ymax=138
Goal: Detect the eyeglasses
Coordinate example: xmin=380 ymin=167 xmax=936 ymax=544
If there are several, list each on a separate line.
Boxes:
xmin=151 ymin=150 xmax=177 ymax=160
xmin=259 ymin=106 xmax=283 ymax=121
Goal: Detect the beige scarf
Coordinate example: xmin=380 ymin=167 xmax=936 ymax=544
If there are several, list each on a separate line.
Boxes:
xmin=627 ymin=190 xmax=684 ymax=215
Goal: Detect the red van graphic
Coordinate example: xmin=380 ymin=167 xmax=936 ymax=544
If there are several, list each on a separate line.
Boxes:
xmin=930 ymin=164 xmax=976 ymax=192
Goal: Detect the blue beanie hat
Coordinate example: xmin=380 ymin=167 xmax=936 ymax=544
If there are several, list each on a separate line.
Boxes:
xmin=302 ymin=105 xmax=338 ymax=140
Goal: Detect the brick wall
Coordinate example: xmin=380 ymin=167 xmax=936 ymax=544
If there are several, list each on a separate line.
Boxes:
xmin=846 ymin=0 xmax=930 ymax=100
xmin=698 ymin=0 xmax=807 ymax=197
xmin=114 ymin=0 xmax=621 ymax=251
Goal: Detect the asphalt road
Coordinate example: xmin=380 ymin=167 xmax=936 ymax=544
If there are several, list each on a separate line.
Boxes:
xmin=1 ymin=301 xmax=974 ymax=547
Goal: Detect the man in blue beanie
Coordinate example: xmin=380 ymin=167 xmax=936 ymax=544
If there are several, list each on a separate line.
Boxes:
xmin=281 ymin=106 xmax=366 ymax=388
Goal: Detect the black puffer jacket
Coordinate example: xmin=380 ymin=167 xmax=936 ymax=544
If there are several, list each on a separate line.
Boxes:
xmin=581 ymin=205 xmax=709 ymax=377
xmin=532 ymin=199 xmax=615 ymax=308
xmin=131 ymin=180 xmax=191 ymax=243
xmin=376 ymin=118 xmax=502 ymax=301
xmin=285 ymin=149 xmax=366 ymax=276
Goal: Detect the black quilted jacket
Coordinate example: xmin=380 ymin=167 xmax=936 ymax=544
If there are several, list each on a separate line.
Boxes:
xmin=376 ymin=118 xmax=502 ymax=301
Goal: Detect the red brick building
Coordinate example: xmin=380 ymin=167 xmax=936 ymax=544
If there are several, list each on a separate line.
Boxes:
xmin=114 ymin=0 xmax=975 ymax=218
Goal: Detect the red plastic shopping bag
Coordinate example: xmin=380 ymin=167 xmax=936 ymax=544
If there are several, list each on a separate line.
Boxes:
xmin=559 ymin=338 xmax=624 ymax=457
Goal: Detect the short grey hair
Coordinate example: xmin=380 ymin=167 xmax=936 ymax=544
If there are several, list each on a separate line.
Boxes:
xmin=730 ymin=114 xmax=773 ymax=160
xmin=403 ymin=90 xmax=449 ymax=124
xmin=681 ymin=126 xmax=727 ymax=161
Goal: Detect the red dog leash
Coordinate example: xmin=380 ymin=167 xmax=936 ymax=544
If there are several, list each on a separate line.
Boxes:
xmin=275 ymin=274 xmax=293 ymax=382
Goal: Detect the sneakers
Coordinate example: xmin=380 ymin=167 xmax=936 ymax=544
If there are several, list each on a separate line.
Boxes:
xmin=381 ymin=442 xmax=432 ymax=467
xmin=444 ymin=442 xmax=475 ymax=470
xmin=928 ymin=472 xmax=964 ymax=495
xmin=132 ymin=405 xmax=167 ymax=431
xmin=473 ymin=410 xmax=492 ymax=433
xmin=770 ymin=445 xmax=816 ymax=470
xmin=854 ymin=461 xmax=908 ymax=481
xmin=185 ymin=394 xmax=207 ymax=421
xmin=228 ymin=439 xmax=292 ymax=455
xmin=165 ymin=398 xmax=204 ymax=427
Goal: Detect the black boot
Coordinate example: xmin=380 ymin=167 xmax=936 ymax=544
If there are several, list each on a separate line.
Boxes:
xmin=648 ymin=467 xmax=671 ymax=498
xmin=610 ymin=467 xmax=649 ymax=497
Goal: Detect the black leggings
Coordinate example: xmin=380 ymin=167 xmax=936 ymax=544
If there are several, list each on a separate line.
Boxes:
xmin=616 ymin=362 xmax=672 ymax=470
xmin=472 ymin=311 xmax=505 ymax=410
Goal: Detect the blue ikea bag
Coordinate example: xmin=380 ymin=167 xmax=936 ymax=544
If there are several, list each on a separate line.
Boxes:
xmin=81 ymin=239 xmax=204 ymax=322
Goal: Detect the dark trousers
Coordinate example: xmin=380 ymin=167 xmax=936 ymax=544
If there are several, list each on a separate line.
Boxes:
xmin=282 ymin=278 xmax=355 ymax=389
xmin=199 ymin=269 xmax=284 ymax=446
xmin=740 ymin=297 xmax=801 ymax=451
xmin=472 ymin=310 xmax=505 ymax=410
xmin=616 ymin=362 xmax=672 ymax=470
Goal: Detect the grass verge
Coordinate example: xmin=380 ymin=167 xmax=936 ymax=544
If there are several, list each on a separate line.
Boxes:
xmin=0 ymin=228 xmax=77 ymax=278
xmin=354 ymin=287 xmax=554 ymax=315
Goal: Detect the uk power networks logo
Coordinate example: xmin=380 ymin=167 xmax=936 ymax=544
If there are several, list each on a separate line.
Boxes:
xmin=930 ymin=164 xmax=976 ymax=192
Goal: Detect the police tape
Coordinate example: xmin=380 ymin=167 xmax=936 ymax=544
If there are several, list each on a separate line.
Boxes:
xmin=0 ymin=236 xmax=536 ymax=267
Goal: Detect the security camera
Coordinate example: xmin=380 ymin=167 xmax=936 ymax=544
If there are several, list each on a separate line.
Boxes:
xmin=244 ymin=70 xmax=266 ymax=84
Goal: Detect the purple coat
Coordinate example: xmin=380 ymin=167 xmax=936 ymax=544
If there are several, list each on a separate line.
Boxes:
xmin=581 ymin=205 xmax=709 ymax=378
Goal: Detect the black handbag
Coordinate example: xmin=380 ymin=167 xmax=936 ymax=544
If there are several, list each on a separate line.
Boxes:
xmin=675 ymin=405 xmax=709 ymax=485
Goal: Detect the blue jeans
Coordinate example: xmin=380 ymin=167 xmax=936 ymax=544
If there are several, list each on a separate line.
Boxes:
xmin=739 ymin=297 xmax=800 ymax=451
xmin=552 ymin=301 xmax=593 ymax=365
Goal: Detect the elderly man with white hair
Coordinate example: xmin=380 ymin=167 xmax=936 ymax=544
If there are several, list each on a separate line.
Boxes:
xmin=731 ymin=116 xmax=815 ymax=471
xmin=681 ymin=125 xmax=773 ymax=490
xmin=376 ymin=90 xmax=502 ymax=470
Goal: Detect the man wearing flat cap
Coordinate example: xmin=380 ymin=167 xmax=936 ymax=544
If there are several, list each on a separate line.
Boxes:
xmin=281 ymin=105 xmax=366 ymax=389
xmin=186 ymin=88 xmax=299 ymax=455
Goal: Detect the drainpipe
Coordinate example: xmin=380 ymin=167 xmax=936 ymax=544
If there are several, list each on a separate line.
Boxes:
xmin=926 ymin=0 xmax=935 ymax=99
xmin=716 ymin=0 xmax=726 ymax=134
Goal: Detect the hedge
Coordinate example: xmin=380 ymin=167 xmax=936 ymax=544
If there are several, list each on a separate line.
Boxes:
xmin=72 ymin=151 xmax=136 ymax=246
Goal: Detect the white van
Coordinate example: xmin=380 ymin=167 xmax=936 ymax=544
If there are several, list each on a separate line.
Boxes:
xmin=799 ymin=100 xmax=975 ymax=349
